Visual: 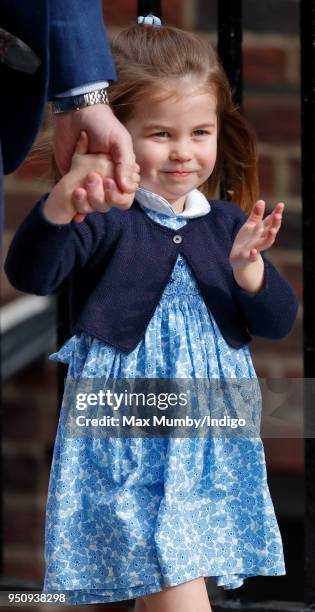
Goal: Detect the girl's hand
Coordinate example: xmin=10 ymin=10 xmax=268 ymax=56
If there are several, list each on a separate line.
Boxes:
xmin=44 ymin=131 xmax=140 ymax=225
xmin=71 ymin=131 xmax=140 ymax=223
xmin=229 ymin=199 xmax=284 ymax=272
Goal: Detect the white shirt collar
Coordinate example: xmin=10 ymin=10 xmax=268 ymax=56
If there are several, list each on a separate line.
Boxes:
xmin=135 ymin=186 xmax=211 ymax=218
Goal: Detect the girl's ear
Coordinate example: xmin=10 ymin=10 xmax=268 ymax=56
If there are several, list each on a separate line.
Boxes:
xmin=74 ymin=130 xmax=89 ymax=155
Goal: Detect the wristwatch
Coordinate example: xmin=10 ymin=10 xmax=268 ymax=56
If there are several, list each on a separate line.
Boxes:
xmin=51 ymin=87 xmax=109 ymax=114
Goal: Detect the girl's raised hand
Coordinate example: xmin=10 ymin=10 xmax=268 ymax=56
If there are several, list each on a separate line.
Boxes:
xmin=229 ymin=199 xmax=284 ymax=271
xmin=71 ymin=131 xmax=140 ymax=223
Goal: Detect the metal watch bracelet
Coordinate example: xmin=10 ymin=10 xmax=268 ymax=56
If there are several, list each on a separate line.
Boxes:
xmin=51 ymin=87 xmax=109 ymax=114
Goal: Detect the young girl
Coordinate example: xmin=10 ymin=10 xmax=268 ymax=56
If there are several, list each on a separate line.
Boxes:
xmin=5 ymin=15 xmax=298 ymax=612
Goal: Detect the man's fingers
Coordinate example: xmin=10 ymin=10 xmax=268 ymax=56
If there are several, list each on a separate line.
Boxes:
xmin=103 ymin=178 xmax=135 ymax=209
xmin=73 ymin=130 xmax=89 ymax=156
xmin=113 ymin=159 xmax=140 ymax=192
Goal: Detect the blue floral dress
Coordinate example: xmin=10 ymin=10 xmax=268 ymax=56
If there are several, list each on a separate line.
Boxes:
xmin=42 ymin=199 xmax=286 ymax=605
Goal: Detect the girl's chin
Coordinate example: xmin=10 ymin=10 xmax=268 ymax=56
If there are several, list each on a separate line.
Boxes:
xmin=139 ymin=181 xmax=196 ymax=200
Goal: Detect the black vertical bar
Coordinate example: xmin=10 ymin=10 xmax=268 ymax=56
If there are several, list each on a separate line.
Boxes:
xmin=0 ymin=151 xmax=3 ymax=576
xmin=300 ymin=0 xmax=315 ymax=606
xmin=217 ymin=1 xmax=243 ymax=201
xmin=0 ymin=316 xmax=3 ymax=577
xmin=138 ymin=0 xmax=162 ymax=18
xmin=217 ymin=0 xmax=243 ymax=110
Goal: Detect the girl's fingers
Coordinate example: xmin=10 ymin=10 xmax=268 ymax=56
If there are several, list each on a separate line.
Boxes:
xmin=275 ymin=202 xmax=285 ymax=212
xmin=72 ymin=187 xmax=94 ymax=214
xmin=263 ymin=202 xmax=284 ymax=226
xmin=74 ymin=130 xmax=89 ymax=156
xmin=84 ymin=172 xmax=111 ymax=212
xmin=249 ymin=228 xmax=278 ymax=252
xmin=246 ymin=221 xmax=281 ymax=251
xmin=247 ymin=200 xmax=284 ymax=230
xmin=73 ymin=212 xmax=86 ymax=223
xmin=247 ymin=200 xmax=265 ymax=225
xmin=262 ymin=212 xmax=273 ymax=227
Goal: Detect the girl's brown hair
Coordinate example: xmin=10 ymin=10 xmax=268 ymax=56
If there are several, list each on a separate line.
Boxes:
xmin=108 ymin=23 xmax=259 ymax=212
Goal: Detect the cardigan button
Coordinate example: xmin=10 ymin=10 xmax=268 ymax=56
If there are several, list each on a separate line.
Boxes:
xmin=173 ymin=234 xmax=182 ymax=244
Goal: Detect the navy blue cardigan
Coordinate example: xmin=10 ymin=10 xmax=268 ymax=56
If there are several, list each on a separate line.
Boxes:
xmin=4 ymin=195 xmax=298 ymax=354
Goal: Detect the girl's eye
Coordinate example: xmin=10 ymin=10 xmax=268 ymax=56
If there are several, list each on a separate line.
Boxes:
xmin=152 ymin=131 xmax=170 ymax=137
xmin=193 ymin=130 xmax=210 ymax=136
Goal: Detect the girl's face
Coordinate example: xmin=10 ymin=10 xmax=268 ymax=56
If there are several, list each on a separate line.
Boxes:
xmin=124 ymin=81 xmax=218 ymax=212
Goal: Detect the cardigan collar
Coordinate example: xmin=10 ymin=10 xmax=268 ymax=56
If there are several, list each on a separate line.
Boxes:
xmin=135 ymin=186 xmax=211 ymax=218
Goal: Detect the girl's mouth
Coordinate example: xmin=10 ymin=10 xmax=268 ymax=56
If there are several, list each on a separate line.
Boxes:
xmin=166 ymin=171 xmax=192 ymax=178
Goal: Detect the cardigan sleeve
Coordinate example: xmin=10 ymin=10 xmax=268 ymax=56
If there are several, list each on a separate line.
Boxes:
xmin=230 ymin=206 xmax=299 ymax=339
xmin=4 ymin=194 xmax=121 ymax=295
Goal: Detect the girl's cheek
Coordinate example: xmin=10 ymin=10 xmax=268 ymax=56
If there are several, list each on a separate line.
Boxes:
xmin=138 ymin=154 xmax=155 ymax=172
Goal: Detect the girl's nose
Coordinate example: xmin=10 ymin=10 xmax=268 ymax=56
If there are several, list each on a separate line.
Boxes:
xmin=169 ymin=144 xmax=192 ymax=162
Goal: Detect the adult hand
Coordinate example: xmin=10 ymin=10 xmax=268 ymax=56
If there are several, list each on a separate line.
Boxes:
xmin=52 ymin=104 xmax=140 ymax=193
xmin=70 ymin=131 xmax=138 ymax=223
xmin=229 ymin=200 xmax=285 ymax=272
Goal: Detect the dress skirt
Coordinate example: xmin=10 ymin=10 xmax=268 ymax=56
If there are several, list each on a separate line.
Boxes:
xmin=42 ymin=209 xmax=286 ymax=605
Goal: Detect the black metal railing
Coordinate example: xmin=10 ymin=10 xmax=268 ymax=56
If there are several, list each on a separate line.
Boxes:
xmin=218 ymin=0 xmax=243 ymax=109
xmin=300 ymin=0 xmax=315 ymax=607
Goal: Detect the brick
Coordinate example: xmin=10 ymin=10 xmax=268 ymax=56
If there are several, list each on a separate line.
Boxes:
xmin=9 ymin=358 xmax=58 ymax=392
xmin=195 ymin=0 xmax=299 ymax=33
xmin=3 ymin=398 xmax=57 ymax=443
xmin=244 ymin=46 xmax=287 ymax=86
xmin=285 ymin=367 xmax=304 ymax=377
xmin=3 ymin=193 xmax=40 ymax=231
xmin=263 ymin=438 xmax=304 ymax=472
xmin=103 ymin=0 xmax=136 ymax=27
xmin=244 ymin=96 xmax=300 ymax=144
xmin=280 ymin=262 xmax=303 ymax=302
xmin=4 ymin=559 xmax=44 ymax=582
xmin=3 ymin=455 xmax=47 ymax=493
xmin=258 ymin=155 xmax=276 ymax=195
xmin=163 ymin=0 xmax=186 ymax=28
xmin=3 ymin=509 xmax=44 ymax=546
xmin=251 ymin=316 xmax=303 ymax=356
xmin=3 ymin=398 xmax=43 ymax=440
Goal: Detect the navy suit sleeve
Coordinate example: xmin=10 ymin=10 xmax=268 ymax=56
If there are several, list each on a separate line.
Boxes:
xmin=4 ymin=195 xmax=121 ymax=296
xmin=48 ymin=0 xmax=116 ymax=97
xmin=230 ymin=207 xmax=298 ymax=339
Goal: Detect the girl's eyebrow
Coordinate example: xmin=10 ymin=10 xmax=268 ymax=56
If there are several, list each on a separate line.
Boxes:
xmin=193 ymin=123 xmax=216 ymax=129
xmin=143 ymin=124 xmax=171 ymax=130
xmin=144 ymin=122 xmax=216 ymax=130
